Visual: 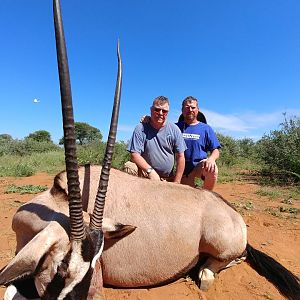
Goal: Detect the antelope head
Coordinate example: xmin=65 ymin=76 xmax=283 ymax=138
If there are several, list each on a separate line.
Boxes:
xmin=0 ymin=0 xmax=127 ymax=299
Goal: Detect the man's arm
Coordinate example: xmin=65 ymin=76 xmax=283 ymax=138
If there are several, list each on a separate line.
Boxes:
xmin=131 ymin=152 xmax=160 ymax=180
xmin=174 ymin=152 xmax=185 ymax=183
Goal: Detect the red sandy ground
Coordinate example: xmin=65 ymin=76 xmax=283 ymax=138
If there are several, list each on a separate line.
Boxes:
xmin=0 ymin=173 xmax=299 ymax=300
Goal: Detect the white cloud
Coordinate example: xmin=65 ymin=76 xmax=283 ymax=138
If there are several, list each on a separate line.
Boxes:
xmin=203 ymin=110 xmax=251 ymax=132
xmin=201 ymin=108 xmax=300 ymax=139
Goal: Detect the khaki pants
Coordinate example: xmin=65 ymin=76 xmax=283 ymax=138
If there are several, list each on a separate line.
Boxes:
xmin=181 ymin=160 xmax=218 ymax=190
xmin=123 ymin=161 xmax=174 ymax=182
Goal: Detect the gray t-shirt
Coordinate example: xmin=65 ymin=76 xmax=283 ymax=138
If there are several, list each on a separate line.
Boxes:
xmin=127 ymin=122 xmax=187 ymax=177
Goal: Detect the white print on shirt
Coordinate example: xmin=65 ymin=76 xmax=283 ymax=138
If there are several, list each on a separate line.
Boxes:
xmin=182 ymin=133 xmax=200 ymax=140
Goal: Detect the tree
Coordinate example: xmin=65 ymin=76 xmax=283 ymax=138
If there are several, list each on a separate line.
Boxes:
xmin=59 ymin=122 xmax=103 ymax=145
xmin=26 ymin=130 xmax=52 ymax=143
xmin=0 ymin=134 xmax=13 ymax=143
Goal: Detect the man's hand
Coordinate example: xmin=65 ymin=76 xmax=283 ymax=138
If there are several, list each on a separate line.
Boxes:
xmin=140 ymin=115 xmax=151 ymax=124
xmin=202 ymin=158 xmax=216 ymax=173
xmin=148 ymin=169 xmax=161 ymax=181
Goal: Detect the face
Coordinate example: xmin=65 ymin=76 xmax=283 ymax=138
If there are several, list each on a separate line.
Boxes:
xmin=150 ymin=102 xmax=169 ymax=127
xmin=182 ymin=100 xmax=199 ymax=122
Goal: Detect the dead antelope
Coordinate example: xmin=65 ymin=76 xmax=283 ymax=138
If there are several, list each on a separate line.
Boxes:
xmin=1 ymin=0 xmax=125 ymax=299
xmin=1 ymin=1 xmax=300 ymax=300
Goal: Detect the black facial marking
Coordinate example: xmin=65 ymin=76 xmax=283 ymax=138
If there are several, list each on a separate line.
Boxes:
xmin=42 ymin=252 xmax=71 ymax=300
xmin=13 ymin=277 xmax=40 ymax=299
xmin=41 ymin=227 xmax=103 ymax=300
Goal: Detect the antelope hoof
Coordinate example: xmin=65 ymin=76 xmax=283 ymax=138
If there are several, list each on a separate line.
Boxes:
xmin=198 ymin=268 xmax=215 ymax=291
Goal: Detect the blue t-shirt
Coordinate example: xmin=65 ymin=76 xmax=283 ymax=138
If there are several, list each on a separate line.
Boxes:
xmin=176 ymin=121 xmax=221 ymax=175
xmin=127 ymin=122 xmax=187 ymax=177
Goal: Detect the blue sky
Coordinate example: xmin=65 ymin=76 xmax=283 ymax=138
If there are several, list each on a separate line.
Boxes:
xmin=1 ymin=0 xmax=299 ymax=143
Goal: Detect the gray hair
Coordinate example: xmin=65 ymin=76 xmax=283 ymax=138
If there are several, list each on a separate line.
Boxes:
xmin=152 ymin=96 xmax=169 ymax=107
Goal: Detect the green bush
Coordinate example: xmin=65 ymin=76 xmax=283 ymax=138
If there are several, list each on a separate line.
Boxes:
xmin=0 ymin=139 xmax=60 ymax=156
xmin=236 ymin=138 xmax=256 ymax=159
xmin=77 ymin=142 xmax=105 ymax=165
xmin=77 ymin=140 xmax=130 ymax=169
xmin=256 ymin=115 xmax=300 ymax=183
xmin=14 ymin=163 xmax=35 ymax=177
xmin=0 ymin=151 xmax=65 ymax=177
xmin=25 ymin=130 xmax=52 ymax=143
xmin=216 ymin=133 xmax=240 ymax=166
xmin=0 ymin=161 xmax=34 ymax=177
xmin=112 ymin=141 xmax=130 ymax=169
xmin=0 ymin=139 xmax=130 ymax=177
xmin=26 ymin=151 xmax=65 ymax=174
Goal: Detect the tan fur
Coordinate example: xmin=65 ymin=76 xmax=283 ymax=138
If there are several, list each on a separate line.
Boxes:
xmin=12 ymin=165 xmax=247 ymax=288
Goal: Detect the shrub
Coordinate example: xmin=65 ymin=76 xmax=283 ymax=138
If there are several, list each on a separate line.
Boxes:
xmin=216 ymin=133 xmax=239 ymax=166
xmin=112 ymin=141 xmax=130 ymax=169
xmin=236 ymin=138 xmax=256 ymax=159
xmin=77 ymin=142 xmax=105 ymax=165
xmin=0 ymin=139 xmax=60 ymax=157
xmin=77 ymin=140 xmax=130 ymax=169
xmin=12 ymin=140 xmax=60 ymax=156
xmin=0 ymin=151 xmax=65 ymax=177
xmin=25 ymin=130 xmax=52 ymax=143
xmin=256 ymin=115 xmax=300 ymax=183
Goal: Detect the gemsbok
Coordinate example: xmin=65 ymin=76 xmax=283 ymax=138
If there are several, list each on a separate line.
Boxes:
xmin=1 ymin=1 xmax=300 ymax=300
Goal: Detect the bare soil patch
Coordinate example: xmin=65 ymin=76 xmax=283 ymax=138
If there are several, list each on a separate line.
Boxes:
xmin=0 ymin=174 xmax=299 ymax=300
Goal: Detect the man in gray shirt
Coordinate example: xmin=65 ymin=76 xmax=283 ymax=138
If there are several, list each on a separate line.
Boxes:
xmin=126 ymin=96 xmax=186 ymax=183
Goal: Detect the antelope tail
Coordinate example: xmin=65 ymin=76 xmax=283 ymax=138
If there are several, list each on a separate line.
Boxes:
xmin=246 ymin=243 xmax=300 ymax=300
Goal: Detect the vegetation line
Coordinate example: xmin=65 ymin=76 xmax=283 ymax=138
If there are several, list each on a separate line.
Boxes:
xmin=0 ymin=115 xmax=299 ymax=186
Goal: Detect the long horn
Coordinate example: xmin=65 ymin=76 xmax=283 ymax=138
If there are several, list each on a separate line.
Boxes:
xmin=90 ymin=40 xmax=122 ymax=231
xmin=53 ymin=0 xmax=85 ymax=241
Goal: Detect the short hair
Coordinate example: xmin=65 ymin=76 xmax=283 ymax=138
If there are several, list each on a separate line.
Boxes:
xmin=177 ymin=112 xmax=207 ymax=124
xmin=181 ymin=96 xmax=198 ymax=109
xmin=152 ymin=96 xmax=169 ymax=107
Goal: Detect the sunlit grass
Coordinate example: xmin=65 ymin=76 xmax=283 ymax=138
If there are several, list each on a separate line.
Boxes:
xmin=5 ymin=184 xmax=48 ymax=194
xmin=0 ymin=151 xmax=64 ymax=177
xmin=256 ymin=188 xmax=282 ymax=199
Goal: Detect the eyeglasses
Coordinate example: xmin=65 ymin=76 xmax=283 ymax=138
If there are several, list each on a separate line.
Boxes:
xmin=153 ymin=107 xmax=169 ymax=115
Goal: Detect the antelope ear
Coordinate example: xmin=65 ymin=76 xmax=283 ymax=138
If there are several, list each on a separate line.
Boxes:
xmin=102 ymin=218 xmax=136 ymax=239
xmin=0 ymin=222 xmax=67 ymax=286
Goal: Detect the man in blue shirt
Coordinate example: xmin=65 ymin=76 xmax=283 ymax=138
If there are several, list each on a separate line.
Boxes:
xmin=126 ymin=96 xmax=186 ymax=183
xmin=176 ymin=96 xmax=221 ymax=190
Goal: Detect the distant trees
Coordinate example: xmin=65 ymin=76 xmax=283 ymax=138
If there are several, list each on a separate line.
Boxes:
xmin=0 ymin=122 xmax=103 ymax=157
xmin=25 ymin=130 xmax=52 ymax=143
xmin=0 ymin=134 xmax=13 ymax=142
xmin=59 ymin=122 xmax=103 ymax=145
xmin=1 ymin=116 xmax=299 ymax=183
xmin=0 ymin=131 xmax=59 ymax=156
xmin=216 ymin=115 xmax=300 ymax=183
